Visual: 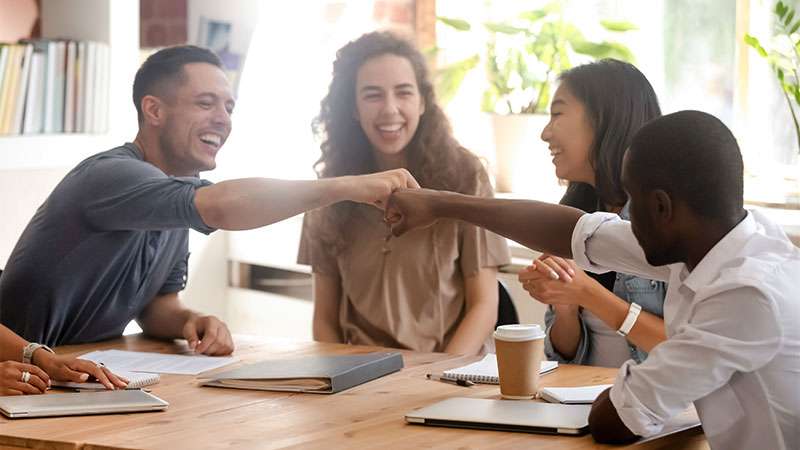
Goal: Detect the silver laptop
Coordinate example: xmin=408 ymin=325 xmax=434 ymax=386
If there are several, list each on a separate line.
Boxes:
xmin=405 ymin=397 xmax=591 ymax=435
xmin=0 ymin=389 xmax=169 ymax=418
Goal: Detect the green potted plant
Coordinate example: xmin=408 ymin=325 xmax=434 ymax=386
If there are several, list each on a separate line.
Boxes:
xmin=436 ymin=2 xmax=636 ymax=193
xmin=745 ymin=0 xmax=800 ymax=154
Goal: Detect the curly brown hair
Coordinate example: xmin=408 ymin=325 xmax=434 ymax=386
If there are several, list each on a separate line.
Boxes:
xmin=310 ymin=31 xmax=486 ymax=253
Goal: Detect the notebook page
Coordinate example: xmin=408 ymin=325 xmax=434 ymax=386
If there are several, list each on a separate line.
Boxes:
xmin=443 ymin=354 xmax=558 ymax=384
xmin=51 ymin=370 xmax=160 ymax=390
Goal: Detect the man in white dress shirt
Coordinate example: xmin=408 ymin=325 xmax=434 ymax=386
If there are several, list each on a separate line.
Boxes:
xmin=385 ymin=110 xmax=799 ymax=449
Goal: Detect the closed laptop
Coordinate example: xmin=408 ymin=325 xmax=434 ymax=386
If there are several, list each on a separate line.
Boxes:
xmin=0 ymin=389 xmax=169 ymax=419
xmin=405 ymin=397 xmax=591 ymax=435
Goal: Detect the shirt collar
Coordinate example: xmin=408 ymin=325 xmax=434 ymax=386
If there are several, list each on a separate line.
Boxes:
xmin=682 ymin=211 xmax=756 ymax=293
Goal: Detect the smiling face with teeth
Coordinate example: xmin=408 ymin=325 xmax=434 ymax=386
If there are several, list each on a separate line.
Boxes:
xmin=540 ymin=84 xmax=596 ymax=186
xmin=354 ymin=53 xmax=425 ymax=170
xmin=153 ymin=62 xmax=234 ymax=176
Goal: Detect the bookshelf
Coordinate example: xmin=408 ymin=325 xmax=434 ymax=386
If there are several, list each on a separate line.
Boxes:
xmin=0 ymin=0 xmax=139 ymax=170
xmin=0 ymin=0 xmax=140 ymax=265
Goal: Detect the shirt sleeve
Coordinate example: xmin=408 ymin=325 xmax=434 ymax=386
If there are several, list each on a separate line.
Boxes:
xmin=571 ymin=212 xmax=670 ymax=282
xmin=159 ymin=249 xmax=189 ymax=295
xmin=608 ymin=285 xmax=782 ymax=437
xmin=297 ymin=210 xmax=340 ymax=276
xmin=79 ymin=157 xmax=215 ymax=234
xmin=459 ymin=178 xmax=511 ymax=276
xmin=543 ymin=305 xmax=591 ymax=364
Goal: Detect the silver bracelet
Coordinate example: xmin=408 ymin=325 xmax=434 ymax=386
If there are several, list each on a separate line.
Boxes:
xmin=22 ymin=342 xmax=54 ymax=364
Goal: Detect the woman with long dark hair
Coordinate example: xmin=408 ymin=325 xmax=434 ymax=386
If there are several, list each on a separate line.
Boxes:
xmin=298 ymin=31 xmax=510 ymax=354
xmin=520 ymin=59 xmax=667 ymax=367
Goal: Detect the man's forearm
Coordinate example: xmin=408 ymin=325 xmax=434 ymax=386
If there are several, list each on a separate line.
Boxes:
xmin=195 ymin=178 xmax=350 ymax=231
xmin=431 ymin=192 xmax=584 ymax=258
xmin=589 ymin=388 xmax=639 ymax=444
xmin=137 ymin=293 xmax=194 ymax=339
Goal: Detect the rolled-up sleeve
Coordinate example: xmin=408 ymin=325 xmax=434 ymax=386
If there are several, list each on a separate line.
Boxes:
xmin=608 ymin=286 xmax=781 ymax=436
xmin=80 ymin=158 xmax=216 ymax=234
xmin=571 ymin=212 xmax=669 ymax=282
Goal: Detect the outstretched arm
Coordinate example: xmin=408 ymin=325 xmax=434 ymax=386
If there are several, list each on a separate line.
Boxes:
xmin=196 ymin=169 xmax=419 ymax=230
xmin=387 ymin=189 xmax=583 ymax=258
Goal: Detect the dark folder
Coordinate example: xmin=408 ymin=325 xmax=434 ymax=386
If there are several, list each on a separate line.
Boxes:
xmin=200 ymin=352 xmax=404 ymax=394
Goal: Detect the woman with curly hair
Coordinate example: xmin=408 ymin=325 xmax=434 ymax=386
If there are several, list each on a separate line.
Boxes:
xmin=298 ymin=31 xmax=510 ymax=355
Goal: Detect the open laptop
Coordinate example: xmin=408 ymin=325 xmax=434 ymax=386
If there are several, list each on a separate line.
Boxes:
xmin=0 ymin=389 xmax=169 ymax=419
xmin=405 ymin=397 xmax=591 ymax=435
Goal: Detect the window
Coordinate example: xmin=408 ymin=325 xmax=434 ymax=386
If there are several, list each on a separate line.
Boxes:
xmin=436 ymin=0 xmax=799 ymax=207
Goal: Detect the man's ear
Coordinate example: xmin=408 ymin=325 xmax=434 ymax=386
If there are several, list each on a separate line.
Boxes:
xmin=650 ymin=189 xmax=673 ymax=224
xmin=141 ymin=95 xmax=165 ymax=127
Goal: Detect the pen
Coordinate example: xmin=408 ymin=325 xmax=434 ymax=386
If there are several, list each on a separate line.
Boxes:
xmin=426 ymin=373 xmax=474 ymax=387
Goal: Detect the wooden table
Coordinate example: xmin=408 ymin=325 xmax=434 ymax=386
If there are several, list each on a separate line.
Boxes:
xmin=0 ymin=335 xmax=708 ymax=450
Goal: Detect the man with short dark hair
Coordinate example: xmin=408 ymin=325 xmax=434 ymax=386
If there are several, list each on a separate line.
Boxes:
xmin=0 ymin=46 xmax=419 ymax=356
xmin=386 ymin=110 xmax=799 ymax=449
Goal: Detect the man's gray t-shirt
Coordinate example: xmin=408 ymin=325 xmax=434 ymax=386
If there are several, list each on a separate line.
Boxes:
xmin=0 ymin=143 xmax=216 ymax=346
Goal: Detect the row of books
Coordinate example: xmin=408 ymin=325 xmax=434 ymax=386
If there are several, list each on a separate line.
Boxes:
xmin=0 ymin=39 xmax=110 ymax=136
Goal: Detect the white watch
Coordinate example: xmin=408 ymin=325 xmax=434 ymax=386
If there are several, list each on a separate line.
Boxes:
xmin=616 ymin=302 xmax=642 ymax=337
xmin=22 ymin=342 xmax=54 ymax=364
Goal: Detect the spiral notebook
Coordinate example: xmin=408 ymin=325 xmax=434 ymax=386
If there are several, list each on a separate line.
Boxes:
xmin=51 ymin=371 xmax=160 ymax=391
xmin=442 ymin=354 xmax=557 ymax=384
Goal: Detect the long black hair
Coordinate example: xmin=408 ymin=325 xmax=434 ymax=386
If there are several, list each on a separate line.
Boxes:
xmin=557 ymin=59 xmax=661 ymax=212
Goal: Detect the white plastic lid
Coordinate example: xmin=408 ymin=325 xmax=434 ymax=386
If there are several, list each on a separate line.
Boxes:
xmin=494 ymin=324 xmax=545 ymax=342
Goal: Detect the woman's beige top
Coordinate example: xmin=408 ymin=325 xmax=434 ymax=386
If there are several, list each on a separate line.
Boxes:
xmin=297 ymin=185 xmax=510 ymax=353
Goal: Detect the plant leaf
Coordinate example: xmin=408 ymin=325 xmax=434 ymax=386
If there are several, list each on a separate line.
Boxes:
xmin=570 ymin=40 xmax=634 ymax=62
xmin=484 ymin=22 xmax=527 ymax=35
xmin=600 ymin=20 xmax=638 ymax=32
xmin=785 ymin=10 xmax=796 ymax=27
xmin=437 ymin=16 xmax=471 ymax=31
xmin=776 ymin=1 xmax=787 ymax=20
xmin=744 ymin=34 xmax=769 ymax=58
xmin=519 ymin=8 xmax=549 ymax=22
xmin=435 ymin=55 xmax=480 ymax=104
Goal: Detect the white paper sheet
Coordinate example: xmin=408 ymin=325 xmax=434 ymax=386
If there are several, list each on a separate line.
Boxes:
xmin=539 ymin=384 xmax=613 ymax=404
xmin=79 ymin=349 xmax=237 ymax=375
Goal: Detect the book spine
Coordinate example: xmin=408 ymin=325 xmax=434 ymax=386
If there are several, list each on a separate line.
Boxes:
xmin=331 ymin=353 xmax=404 ymax=393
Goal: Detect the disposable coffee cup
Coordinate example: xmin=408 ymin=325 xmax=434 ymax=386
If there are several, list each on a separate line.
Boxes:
xmin=494 ymin=324 xmax=546 ymax=400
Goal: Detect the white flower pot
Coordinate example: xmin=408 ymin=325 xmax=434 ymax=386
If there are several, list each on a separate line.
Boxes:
xmin=490 ymin=113 xmax=563 ymax=201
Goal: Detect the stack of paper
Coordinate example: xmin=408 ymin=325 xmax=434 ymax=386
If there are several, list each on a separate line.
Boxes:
xmin=539 ymin=384 xmax=613 ymax=404
xmin=78 ymin=349 xmax=237 ymax=375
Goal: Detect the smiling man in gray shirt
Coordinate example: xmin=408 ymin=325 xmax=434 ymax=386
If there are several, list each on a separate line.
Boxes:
xmin=0 ymin=46 xmax=418 ymax=355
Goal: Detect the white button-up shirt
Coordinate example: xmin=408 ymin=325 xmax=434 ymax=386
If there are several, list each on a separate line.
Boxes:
xmin=572 ymin=210 xmax=800 ymax=449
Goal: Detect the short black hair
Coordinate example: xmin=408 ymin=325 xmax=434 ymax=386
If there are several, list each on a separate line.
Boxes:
xmin=627 ymin=110 xmax=744 ymax=220
xmin=132 ymin=45 xmax=222 ymax=123
xmin=557 ymin=59 xmax=661 ymax=213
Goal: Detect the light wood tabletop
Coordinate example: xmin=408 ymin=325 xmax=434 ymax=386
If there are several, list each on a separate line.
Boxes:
xmin=0 ymin=335 xmax=708 ymax=450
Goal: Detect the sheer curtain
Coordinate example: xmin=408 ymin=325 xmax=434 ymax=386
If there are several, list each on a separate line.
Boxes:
xmin=219 ymin=2 xmax=377 ymax=270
